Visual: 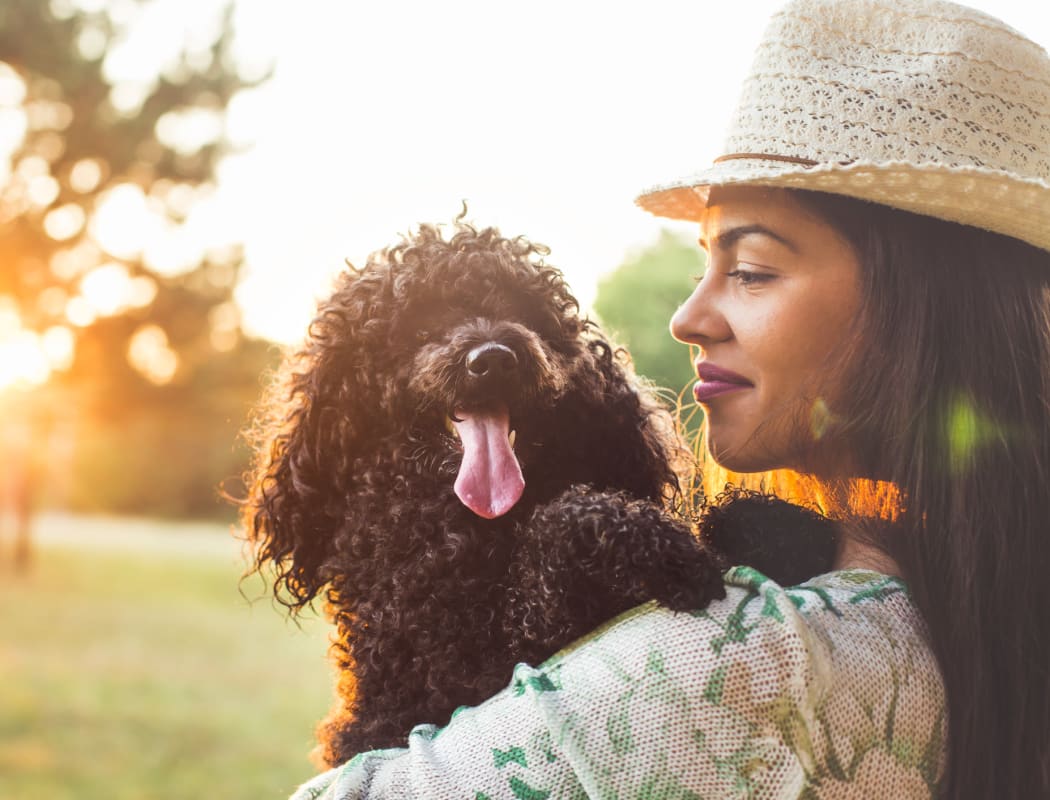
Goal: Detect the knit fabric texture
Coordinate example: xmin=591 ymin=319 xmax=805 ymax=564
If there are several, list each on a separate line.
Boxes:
xmin=289 ymin=567 xmax=946 ymax=799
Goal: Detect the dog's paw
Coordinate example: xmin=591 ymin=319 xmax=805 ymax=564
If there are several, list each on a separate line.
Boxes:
xmin=643 ymin=548 xmax=727 ymax=613
xmin=700 ymin=486 xmax=839 ymax=586
xmin=515 ymin=486 xmax=728 ymax=619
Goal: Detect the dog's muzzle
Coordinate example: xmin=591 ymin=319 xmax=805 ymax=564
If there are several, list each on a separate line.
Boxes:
xmin=451 ymin=343 xmax=526 ymax=519
xmin=465 ymin=343 xmax=518 ymax=391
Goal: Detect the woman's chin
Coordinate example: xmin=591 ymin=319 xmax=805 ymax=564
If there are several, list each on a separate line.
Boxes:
xmin=705 ymin=436 xmax=773 ymax=474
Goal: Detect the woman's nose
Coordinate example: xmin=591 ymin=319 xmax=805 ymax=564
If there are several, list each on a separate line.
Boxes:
xmin=670 ymin=273 xmax=730 ymax=346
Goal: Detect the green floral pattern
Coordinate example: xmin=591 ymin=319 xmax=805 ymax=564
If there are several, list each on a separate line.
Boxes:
xmin=291 ymin=569 xmax=945 ymax=799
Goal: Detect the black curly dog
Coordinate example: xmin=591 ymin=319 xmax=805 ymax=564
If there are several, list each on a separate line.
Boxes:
xmin=242 ymin=220 xmax=836 ymax=767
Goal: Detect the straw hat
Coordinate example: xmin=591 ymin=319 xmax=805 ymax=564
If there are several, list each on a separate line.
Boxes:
xmin=636 ymin=0 xmax=1050 ymax=253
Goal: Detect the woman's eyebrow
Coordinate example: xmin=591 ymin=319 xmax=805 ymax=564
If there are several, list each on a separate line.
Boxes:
xmin=698 ymin=224 xmax=799 ymax=254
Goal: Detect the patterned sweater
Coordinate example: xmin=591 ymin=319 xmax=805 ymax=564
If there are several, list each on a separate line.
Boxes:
xmin=290 ymin=568 xmax=946 ymax=799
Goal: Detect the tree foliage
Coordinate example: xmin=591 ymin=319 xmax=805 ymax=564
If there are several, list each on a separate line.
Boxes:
xmin=593 ymin=229 xmax=705 ymax=397
xmin=0 ymin=0 xmax=276 ymax=520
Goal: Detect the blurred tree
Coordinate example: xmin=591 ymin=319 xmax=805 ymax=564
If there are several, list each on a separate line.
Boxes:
xmin=0 ymin=0 xmax=276 ymax=541
xmin=593 ymin=229 xmax=704 ymax=397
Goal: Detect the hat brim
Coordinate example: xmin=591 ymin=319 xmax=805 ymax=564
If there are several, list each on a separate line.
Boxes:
xmin=636 ymin=158 xmax=1050 ymax=254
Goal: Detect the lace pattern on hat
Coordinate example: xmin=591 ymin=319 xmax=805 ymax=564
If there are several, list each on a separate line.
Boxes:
xmin=723 ymin=11 xmax=1050 ymax=178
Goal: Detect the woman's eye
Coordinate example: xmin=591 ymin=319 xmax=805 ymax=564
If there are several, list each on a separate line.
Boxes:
xmin=726 ymin=267 xmax=774 ymax=287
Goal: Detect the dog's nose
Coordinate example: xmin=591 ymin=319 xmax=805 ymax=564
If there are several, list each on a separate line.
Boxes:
xmin=466 ymin=343 xmax=518 ymax=378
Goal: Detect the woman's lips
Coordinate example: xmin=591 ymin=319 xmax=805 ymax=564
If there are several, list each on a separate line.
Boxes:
xmin=693 ymin=363 xmax=753 ymax=403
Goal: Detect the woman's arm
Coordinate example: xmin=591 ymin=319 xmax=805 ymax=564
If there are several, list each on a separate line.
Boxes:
xmin=290 ymin=568 xmax=826 ymax=800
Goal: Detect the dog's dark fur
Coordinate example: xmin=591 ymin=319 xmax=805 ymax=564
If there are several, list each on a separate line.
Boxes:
xmin=242 ymin=220 xmax=836 ymax=766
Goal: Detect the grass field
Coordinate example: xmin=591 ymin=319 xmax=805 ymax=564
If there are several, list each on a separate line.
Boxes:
xmin=0 ymin=513 xmax=334 ymax=800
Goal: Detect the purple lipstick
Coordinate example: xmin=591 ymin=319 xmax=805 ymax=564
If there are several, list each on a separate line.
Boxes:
xmin=693 ymin=362 xmax=753 ymax=403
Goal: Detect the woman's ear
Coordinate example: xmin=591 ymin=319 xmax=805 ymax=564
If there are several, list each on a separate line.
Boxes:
xmin=241 ymin=268 xmax=386 ymax=611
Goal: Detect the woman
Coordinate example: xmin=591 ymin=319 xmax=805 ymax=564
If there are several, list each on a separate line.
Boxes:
xmin=290 ymin=1 xmax=1049 ymax=797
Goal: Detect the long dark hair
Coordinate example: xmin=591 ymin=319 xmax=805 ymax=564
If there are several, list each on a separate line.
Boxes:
xmin=790 ymin=189 xmax=1050 ymax=799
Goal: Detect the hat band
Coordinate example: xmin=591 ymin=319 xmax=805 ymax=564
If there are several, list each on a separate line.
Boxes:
xmin=714 ymin=152 xmax=819 ymax=166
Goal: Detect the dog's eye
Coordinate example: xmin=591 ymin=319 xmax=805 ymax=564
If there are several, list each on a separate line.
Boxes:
xmin=416 ymin=330 xmax=431 ymax=343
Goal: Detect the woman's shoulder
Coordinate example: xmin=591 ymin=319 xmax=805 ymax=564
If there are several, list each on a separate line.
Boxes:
xmin=732 ymin=566 xmax=945 ymax=712
xmin=544 ymin=565 xmax=930 ymax=673
xmin=520 ymin=566 xmax=946 ymax=797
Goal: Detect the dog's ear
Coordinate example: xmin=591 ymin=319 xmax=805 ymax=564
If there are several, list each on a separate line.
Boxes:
xmin=597 ymin=337 xmax=684 ymax=503
xmin=558 ymin=332 xmax=684 ymax=506
xmin=241 ymin=266 xmax=391 ymax=611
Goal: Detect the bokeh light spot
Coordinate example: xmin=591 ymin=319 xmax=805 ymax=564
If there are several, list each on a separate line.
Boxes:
xmin=80 ymin=262 xmax=133 ymax=316
xmin=810 ymin=397 xmax=836 ymax=440
xmin=37 ymin=286 xmax=69 ymax=317
xmin=25 ymin=99 xmax=73 ymax=131
xmin=107 ymin=82 xmax=151 ymax=116
xmin=0 ymin=330 xmax=50 ymax=390
xmin=69 ymin=158 xmax=104 ymax=193
xmin=947 ymin=396 xmax=980 ymax=470
xmin=944 ymin=393 xmax=1005 ymax=473
xmin=51 ymin=239 xmax=102 ymax=280
xmin=128 ymin=275 xmax=158 ymax=308
xmin=0 ymin=296 xmax=20 ymax=337
xmin=142 ymin=224 xmax=202 ymax=276
xmin=17 ymin=154 xmax=49 ymax=178
xmin=41 ymin=325 xmax=75 ymax=371
xmin=43 ymin=203 xmax=86 ymax=240
xmin=90 ymin=183 xmax=159 ymax=259
xmin=76 ymin=24 xmax=108 ymax=61
xmin=28 ymin=174 xmax=60 ymax=208
xmin=153 ymin=180 xmax=196 ymax=218
xmin=0 ymin=107 xmax=28 ymax=157
xmin=65 ymin=296 xmax=97 ymax=327
xmin=33 ymin=130 xmax=65 ymax=162
xmin=208 ymin=301 xmax=240 ymax=352
xmin=127 ymin=324 xmax=178 ymax=385
xmin=156 ymin=108 xmax=223 ymax=155
xmin=0 ymin=63 xmax=27 ymax=106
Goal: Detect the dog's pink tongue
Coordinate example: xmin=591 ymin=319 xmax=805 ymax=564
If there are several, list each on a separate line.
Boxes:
xmin=452 ymin=406 xmax=524 ymax=519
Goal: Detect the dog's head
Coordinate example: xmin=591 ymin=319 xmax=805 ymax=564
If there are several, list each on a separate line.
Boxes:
xmin=242 ymin=220 xmax=682 ymax=608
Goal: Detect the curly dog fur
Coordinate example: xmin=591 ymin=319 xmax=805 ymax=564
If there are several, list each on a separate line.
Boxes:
xmin=242 ymin=219 xmax=836 ymax=767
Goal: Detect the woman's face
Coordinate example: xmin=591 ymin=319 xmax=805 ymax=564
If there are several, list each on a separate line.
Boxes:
xmin=670 ymin=186 xmax=863 ymax=475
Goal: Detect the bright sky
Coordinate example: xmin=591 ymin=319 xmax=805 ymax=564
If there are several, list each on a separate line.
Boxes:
xmin=70 ymin=0 xmax=1050 ymax=344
